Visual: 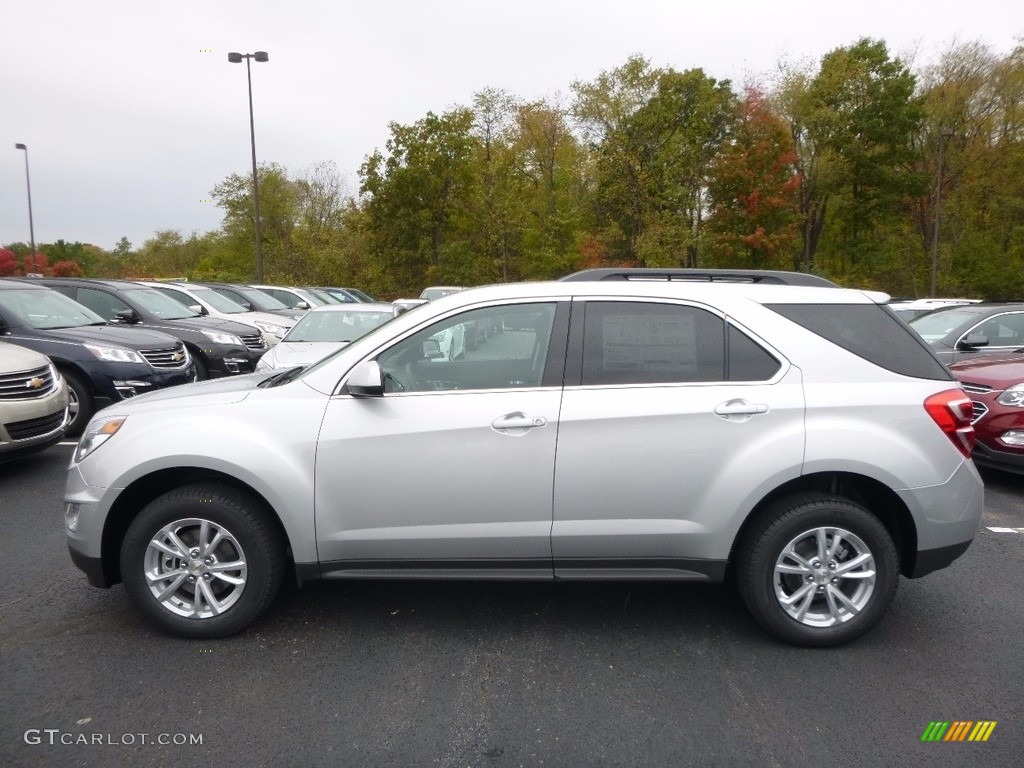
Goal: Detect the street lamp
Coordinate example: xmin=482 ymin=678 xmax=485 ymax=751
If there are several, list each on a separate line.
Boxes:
xmin=14 ymin=143 xmax=37 ymax=273
xmin=227 ymin=50 xmax=269 ymax=282
xmin=930 ymin=126 xmax=954 ymax=297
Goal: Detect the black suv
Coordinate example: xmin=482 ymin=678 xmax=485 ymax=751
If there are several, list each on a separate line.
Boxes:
xmin=31 ymin=278 xmax=268 ymax=380
xmin=0 ymin=280 xmax=194 ymax=435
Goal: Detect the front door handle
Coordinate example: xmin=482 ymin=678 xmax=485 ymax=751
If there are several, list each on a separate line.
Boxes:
xmin=492 ymin=412 xmax=547 ymax=432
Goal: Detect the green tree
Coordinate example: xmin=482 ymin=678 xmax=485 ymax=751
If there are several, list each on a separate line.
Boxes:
xmin=806 ymin=39 xmax=926 ymax=275
xmin=360 ymin=109 xmax=478 ymax=294
xmin=573 ymin=57 xmax=735 ymax=266
xmin=212 ymin=163 xmax=299 ymax=281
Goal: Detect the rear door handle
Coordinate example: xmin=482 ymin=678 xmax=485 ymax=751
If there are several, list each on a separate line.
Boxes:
xmin=714 ymin=399 xmax=768 ymax=421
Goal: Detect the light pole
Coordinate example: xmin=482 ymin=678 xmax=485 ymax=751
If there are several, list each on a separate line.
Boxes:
xmin=227 ymin=50 xmax=269 ymax=282
xmin=930 ymin=126 xmax=954 ymax=297
xmin=14 ymin=143 xmax=37 ymax=273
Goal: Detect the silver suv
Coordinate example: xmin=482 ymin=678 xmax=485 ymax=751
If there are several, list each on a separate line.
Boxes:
xmin=64 ymin=270 xmax=984 ymax=646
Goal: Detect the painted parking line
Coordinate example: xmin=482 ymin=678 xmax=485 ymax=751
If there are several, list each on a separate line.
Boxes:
xmin=986 ymin=527 xmax=1024 ymax=534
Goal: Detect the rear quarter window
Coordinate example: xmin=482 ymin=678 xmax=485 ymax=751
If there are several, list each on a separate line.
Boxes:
xmin=767 ymin=303 xmax=952 ymax=380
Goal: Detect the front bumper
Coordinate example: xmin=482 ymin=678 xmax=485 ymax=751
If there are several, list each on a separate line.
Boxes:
xmin=87 ymin=360 xmax=195 ymax=410
xmin=970 ymin=439 xmax=1024 ymax=475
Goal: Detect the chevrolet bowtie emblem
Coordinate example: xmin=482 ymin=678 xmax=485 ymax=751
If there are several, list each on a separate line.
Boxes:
xmin=27 ymin=377 xmax=44 ymax=389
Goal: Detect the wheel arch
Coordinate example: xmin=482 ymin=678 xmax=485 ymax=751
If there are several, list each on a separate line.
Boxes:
xmin=731 ymin=471 xmax=919 ymax=579
xmin=99 ymin=467 xmax=297 ymax=587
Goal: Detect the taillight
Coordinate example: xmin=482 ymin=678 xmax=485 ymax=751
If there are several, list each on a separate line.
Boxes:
xmin=924 ymin=389 xmax=976 ymax=458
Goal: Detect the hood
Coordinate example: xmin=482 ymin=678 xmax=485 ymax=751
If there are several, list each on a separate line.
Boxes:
xmin=36 ymin=324 xmax=182 ymax=349
xmin=155 ymin=316 xmax=262 ymax=336
xmin=105 ymin=371 xmax=269 ymax=413
xmin=263 ymin=341 xmax=348 ymax=369
xmin=237 ymin=311 xmax=293 ymax=330
xmin=950 ymin=355 xmax=1024 ymax=388
xmin=0 ymin=340 xmax=53 ymax=371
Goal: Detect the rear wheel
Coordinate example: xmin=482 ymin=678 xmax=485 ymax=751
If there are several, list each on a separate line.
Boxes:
xmin=736 ymin=493 xmax=899 ymax=647
xmin=120 ymin=483 xmax=285 ymax=638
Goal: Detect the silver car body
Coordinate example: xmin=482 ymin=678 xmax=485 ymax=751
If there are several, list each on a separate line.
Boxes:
xmin=0 ymin=341 xmax=69 ymax=460
xmin=64 ymin=278 xmax=983 ymax=642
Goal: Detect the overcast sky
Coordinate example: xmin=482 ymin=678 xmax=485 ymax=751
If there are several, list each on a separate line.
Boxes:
xmin=1 ymin=0 xmax=1020 ymax=252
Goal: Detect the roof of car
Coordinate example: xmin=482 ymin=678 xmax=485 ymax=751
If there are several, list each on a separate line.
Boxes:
xmin=302 ymin=303 xmax=397 ymax=314
xmin=427 ymin=279 xmax=886 ymax=307
xmin=559 ymin=268 xmax=838 ymax=287
xmin=24 ymin=277 xmax=152 ymax=290
xmin=0 ymin=278 xmax=50 ymax=291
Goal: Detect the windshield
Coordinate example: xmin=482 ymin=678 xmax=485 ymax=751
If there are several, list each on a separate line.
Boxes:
xmin=190 ymin=287 xmax=248 ymax=314
xmin=910 ymin=309 xmax=982 ymax=342
xmin=123 ymin=288 xmax=199 ymax=320
xmin=307 ymin=289 xmax=342 ymax=305
xmin=210 ymin=286 xmax=289 ymax=312
xmin=0 ymin=289 xmax=107 ymax=329
xmin=284 ymin=310 xmax=396 ymax=342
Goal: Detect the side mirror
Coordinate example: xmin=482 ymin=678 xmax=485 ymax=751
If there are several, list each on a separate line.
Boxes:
xmin=423 ymin=339 xmax=444 ymax=359
xmin=114 ymin=308 xmax=140 ymax=324
xmin=958 ymin=333 xmax=989 ymax=350
xmin=296 ymin=301 xmax=311 ymax=310
xmin=188 ymin=304 xmax=208 ymax=316
xmin=346 ymin=360 xmax=384 ymax=397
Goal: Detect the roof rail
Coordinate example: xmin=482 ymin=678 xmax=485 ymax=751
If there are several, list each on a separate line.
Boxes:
xmin=558 ymin=268 xmax=837 ymax=288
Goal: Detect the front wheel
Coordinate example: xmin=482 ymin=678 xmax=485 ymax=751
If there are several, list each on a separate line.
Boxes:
xmin=62 ymin=370 xmax=94 ymax=437
xmin=736 ymin=494 xmax=899 ymax=647
xmin=120 ymin=483 xmax=285 ymax=638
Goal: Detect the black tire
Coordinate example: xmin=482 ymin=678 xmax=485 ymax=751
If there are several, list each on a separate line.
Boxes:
xmin=62 ymin=370 xmax=94 ymax=437
xmin=120 ymin=483 xmax=285 ymax=639
xmin=192 ymin=354 xmax=209 ymax=381
xmin=736 ymin=493 xmax=899 ymax=648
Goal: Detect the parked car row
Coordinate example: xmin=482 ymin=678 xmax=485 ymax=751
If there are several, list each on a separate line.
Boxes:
xmin=0 ymin=277 xmax=394 ymax=450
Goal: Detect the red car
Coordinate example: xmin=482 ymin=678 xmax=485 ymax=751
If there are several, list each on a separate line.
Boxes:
xmin=950 ymin=354 xmax=1024 ymax=474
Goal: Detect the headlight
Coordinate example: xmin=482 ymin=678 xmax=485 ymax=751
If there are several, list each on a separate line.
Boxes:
xmin=252 ymin=320 xmax=288 ymax=336
xmin=75 ymin=416 xmax=127 ymax=463
xmin=201 ymin=330 xmax=244 ymax=346
xmin=83 ymin=343 xmax=145 ymax=364
xmin=997 ymin=384 xmax=1024 ymax=407
xmin=255 ymin=355 xmax=275 ymax=373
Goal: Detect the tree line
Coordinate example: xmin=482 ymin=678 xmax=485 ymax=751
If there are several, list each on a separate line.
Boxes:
xmin=3 ymin=38 xmax=1022 ymax=300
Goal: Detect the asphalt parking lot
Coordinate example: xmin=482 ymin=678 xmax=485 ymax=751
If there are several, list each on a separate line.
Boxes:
xmin=1 ymin=444 xmax=1022 ymax=767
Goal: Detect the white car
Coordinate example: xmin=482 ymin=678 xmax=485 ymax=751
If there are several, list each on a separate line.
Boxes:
xmin=255 ymin=303 xmax=400 ymax=372
xmin=889 ymin=298 xmax=980 ymax=322
xmin=142 ymin=282 xmax=294 ymax=346
xmin=419 ymin=286 xmax=463 ymax=301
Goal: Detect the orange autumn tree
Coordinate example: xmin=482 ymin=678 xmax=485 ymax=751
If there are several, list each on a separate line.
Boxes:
xmin=707 ymin=87 xmax=801 ymax=269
